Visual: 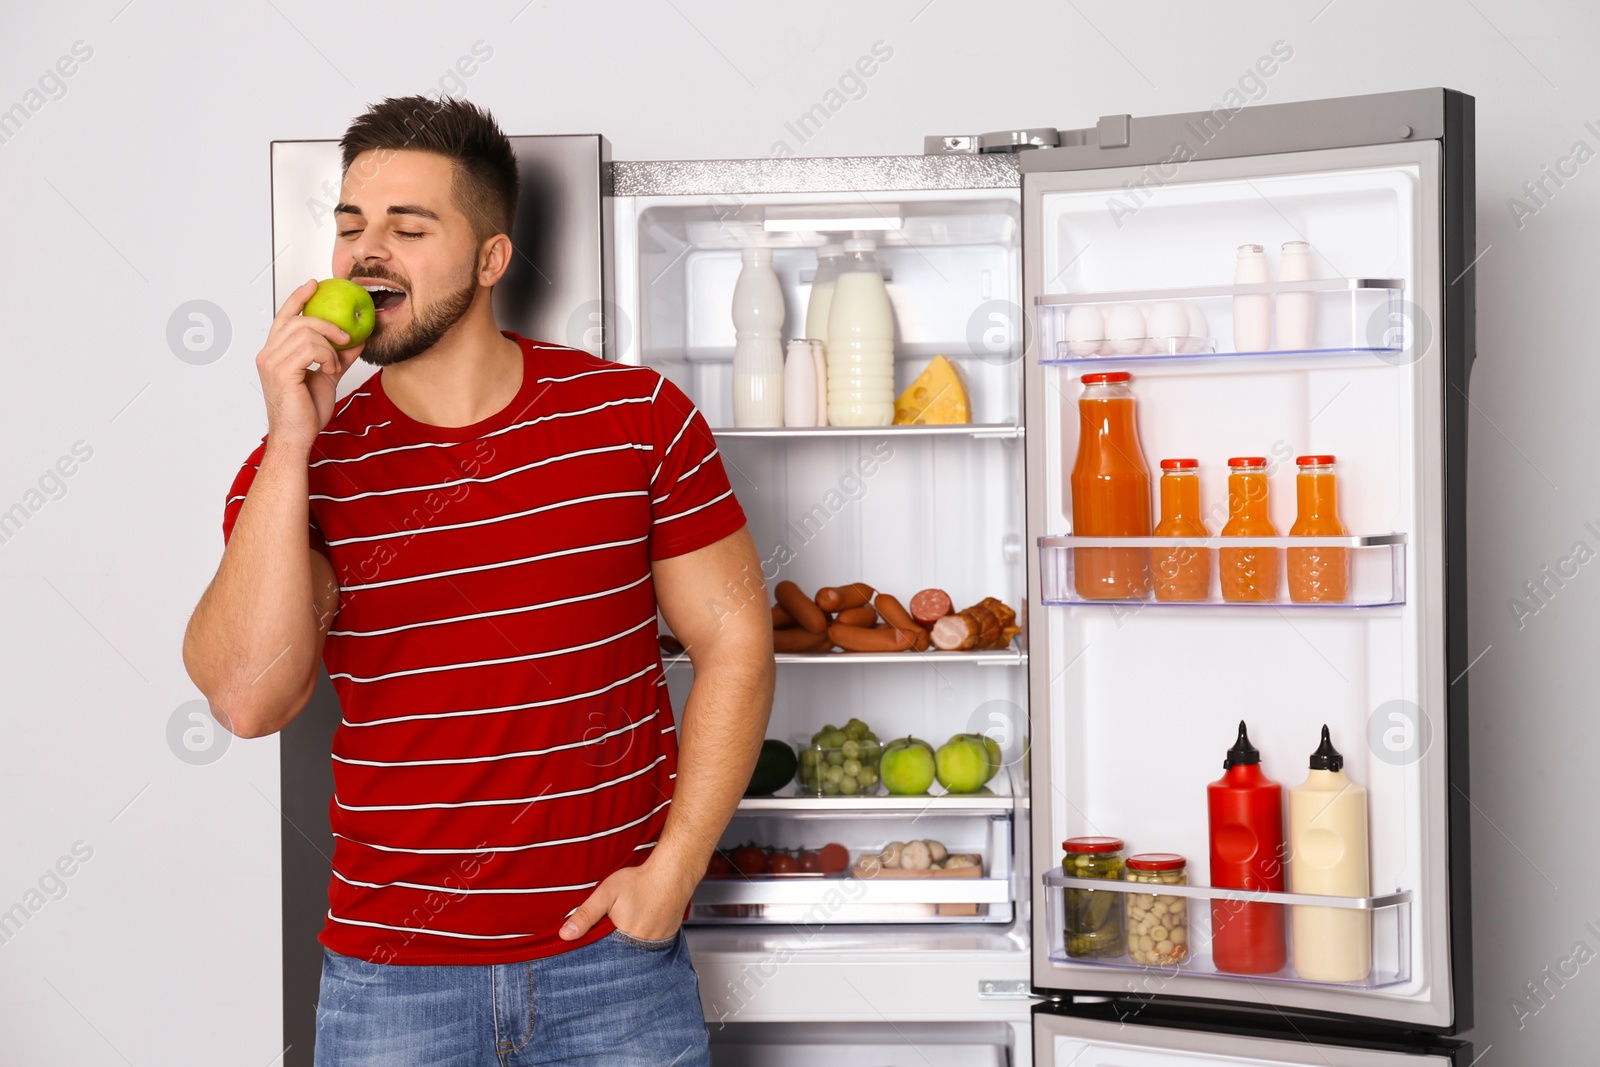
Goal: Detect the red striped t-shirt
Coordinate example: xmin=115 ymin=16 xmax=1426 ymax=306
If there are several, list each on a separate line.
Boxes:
xmin=220 ymin=331 xmax=746 ymax=965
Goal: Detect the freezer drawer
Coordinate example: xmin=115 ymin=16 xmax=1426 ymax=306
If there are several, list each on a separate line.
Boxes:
xmin=711 ymin=1020 xmax=1020 ymax=1066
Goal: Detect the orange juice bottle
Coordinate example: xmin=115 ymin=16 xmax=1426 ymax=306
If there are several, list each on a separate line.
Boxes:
xmin=1289 ymin=455 xmax=1349 ymax=603
xmin=1070 ymin=372 xmax=1152 ymax=599
xmin=1220 ymin=457 xmax=1279 ymax=602
xmin=1152 ymin=459 xmax=1211 ymax=601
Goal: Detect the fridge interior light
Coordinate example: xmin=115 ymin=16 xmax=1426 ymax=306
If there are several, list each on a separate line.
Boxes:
xmin=762 ymin=215 xmax=905 ymax=232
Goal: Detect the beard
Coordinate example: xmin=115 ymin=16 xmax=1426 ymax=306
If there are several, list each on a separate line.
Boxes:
xmin=358 ymin=265 xmax=480 ymax=368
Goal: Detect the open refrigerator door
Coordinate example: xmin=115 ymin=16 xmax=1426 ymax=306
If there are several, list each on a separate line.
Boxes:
xmin=607 ymin=159 xmax=1036 ymax=1058
xmin=1020 ymin=89 xmax=1474 ymax=1058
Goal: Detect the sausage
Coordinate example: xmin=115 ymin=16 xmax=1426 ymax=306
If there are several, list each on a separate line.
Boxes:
xmin=775 ymin=581 xmax=828 ymax=633
xmin=772 ymin=604 xmax=796 ymax=629
xmin=909 ymin=588 xmax=953 ymax=627
xmin=873 ymin=593 xmax=928 ymax=648
xmin=775 ymin=628 xmax=831 ymax=653
xmin=834 ymin=604 xmax=878 ymax=627
xmin=929 ymin=615 xmax=970 ymax=651
xmin=815 ymin=582 xmax=874 ymax=613
xmin=828 ymin=622 xmax=916 ymax=653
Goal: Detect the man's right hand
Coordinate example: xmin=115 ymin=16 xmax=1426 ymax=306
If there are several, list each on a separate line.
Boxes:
xmin=257 ymin=278 xmax=367 ymax=450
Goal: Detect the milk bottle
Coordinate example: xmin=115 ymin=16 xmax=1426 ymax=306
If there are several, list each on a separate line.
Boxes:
xmin=804 ymin=243 xmax=844 ymax=346
xmin=1287 ymin=725 xmax=1372 ymax=982
xmin=731 ymin=246 xmax=785 ymax=427
xmin=825 ymin=238 xmax=895 ymax=426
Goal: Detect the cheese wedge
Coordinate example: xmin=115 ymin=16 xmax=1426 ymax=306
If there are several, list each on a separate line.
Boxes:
xmin=893 ymin=354 xmax=970 ymax=425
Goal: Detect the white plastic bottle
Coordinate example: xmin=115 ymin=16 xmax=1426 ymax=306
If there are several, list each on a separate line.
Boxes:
xmin=1275 ymin=240 xmax=1316 ymax=351
xmin=1287 ymin=725 xmax=1372 ymax=983
xmin=783 ymin=339 xmax=818 ymax=427
xmin=804 ymin=243 xmax=844 ymax=346
xmin=1232 ymin=243 xmax=1270 ymax=353
xmin=731 ymin=246 xmax=785 ymax=427
xmin=808 ymin=338 xmax=828 ymax=426
xmin=825 ymin=238 xmax=895 ymax=426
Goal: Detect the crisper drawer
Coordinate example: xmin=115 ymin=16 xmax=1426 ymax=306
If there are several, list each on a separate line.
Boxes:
xmin=691 ymin=795 xmax=1016 ymax=925
xmin=711 ymin=1021 xmax=1017 ymax=1066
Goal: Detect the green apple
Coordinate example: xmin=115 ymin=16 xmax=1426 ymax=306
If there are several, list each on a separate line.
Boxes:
xmin=880 ymin=736 xmax=936 ymax=795
xmin=954 ymin=732 xmax=1003 ymax=783
xmin=936 ymin=735 xmax=991 ymax=794
xmin=302 ymin=278 xmax=375 ymax=349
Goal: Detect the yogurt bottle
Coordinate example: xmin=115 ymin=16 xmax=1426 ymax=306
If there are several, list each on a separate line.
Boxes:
xmin=731 ymin=246 xmax=785 ymax=427
xmin=825 ymin=238 xmax=895 ymax=426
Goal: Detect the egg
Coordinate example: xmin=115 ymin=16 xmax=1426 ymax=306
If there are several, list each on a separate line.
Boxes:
xmin=1146 ymin=302 xmax=1189 ymax=355
xmin=1183 ymin=301 xmax=1209 ymax=353
xmin=1063 ymin=305 xmax=1104 ymax=357
xmin=1105 ymin=304 xmax=1146 ymax=355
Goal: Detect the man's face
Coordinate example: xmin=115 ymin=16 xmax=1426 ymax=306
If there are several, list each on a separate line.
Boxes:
xmin=332 ymin=149 xmax=486 ymax=367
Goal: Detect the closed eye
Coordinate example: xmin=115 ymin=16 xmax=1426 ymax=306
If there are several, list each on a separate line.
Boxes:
xmin=397 ymin=231 xmax=424 ymax=238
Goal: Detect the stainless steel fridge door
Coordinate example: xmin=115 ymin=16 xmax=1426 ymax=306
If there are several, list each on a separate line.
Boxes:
xmin=1023 ymin=90 xmax=1472 ymax=1032
xmin=266 ymin=132 xmax=610 ymax=1067
xmin=1034 ymin=1009 xmax=1466 ymax=1066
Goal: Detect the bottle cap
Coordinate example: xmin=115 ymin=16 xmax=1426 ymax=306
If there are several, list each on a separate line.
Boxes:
xmin=1223 ymin=720 xmax=1261 ymax=769
xmin=817 ymin=242 xmax=844 ymax=258
xmin=1296 ymin=454 xmax=1336 ymax=467
xmin=1237 ymin=243 xmax=1264 ymax=254
xmin=1127 ymin=853 xmax=1187 ymax=872
xmin=1282 ymin=240 xmax=1310 ymax=252
xmin=1160 ymin=458 xmax=1199 ymax=470
xmin=843 ymin=238 xmax=876 ymax=253
xmin=1062 ymin=836 xmax=1124 ymax=854
xmin=1081 ymin=372 xmax=1132 ymax=385
xmin=1308 ymin=724 xmax=1345 ymax=772
xmin=1227 ymin=456 xmax=1268 ymax=470
xmin=741 ymin=247 xmax=772 ymax=262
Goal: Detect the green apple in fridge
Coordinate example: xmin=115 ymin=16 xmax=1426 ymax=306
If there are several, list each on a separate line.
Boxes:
xmin=880 ymin=736 xmax=936 ymax=795
xmin=936 ymin=735 xmax=992 ymax=794
xmin=302 ymin=278 xmax=376 ymax=349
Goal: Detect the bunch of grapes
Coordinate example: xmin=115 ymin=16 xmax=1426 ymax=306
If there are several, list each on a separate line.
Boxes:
xmin=798 ymin=717 xmax=882 ymax=796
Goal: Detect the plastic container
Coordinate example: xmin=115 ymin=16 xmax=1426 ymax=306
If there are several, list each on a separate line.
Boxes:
xmin=825 ymin=238 xmax=895 ymax=426
xmin=1275 ymin=240 xmax=1315 ymax=350
xmin=1289 ymin=726 xmax=1372 ymax=982
xmin=783 ymin=338 xmax=819 ymax=427
xmin=1125 ymin=854 xmax=1189 ymax=966
xmin=1207 ymin=722 xmax=1287 ymax=975
xmin=805 ymin=243 xmax=844 ymax=347
xmin=794 ymin=732 xmax=884 ymax=797
xmin=1152 ymin=459 xmax=1210 ymax=601
xmin=1070 ymin=372 xmax=1153 ymax=599
xmin=1220 ymin=456 xmax=1279 ymax=602
xmin=1289 ymin=455 xmax=1350 ymax=603
xmin=1061 ymin=836 xmax=1126 ymax=959
xmin=731 ymin=247 xmax=785 ymax=427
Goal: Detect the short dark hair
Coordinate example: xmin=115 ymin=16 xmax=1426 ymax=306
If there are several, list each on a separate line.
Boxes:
xmin=339 ymin=95 xmax=519 ymax=243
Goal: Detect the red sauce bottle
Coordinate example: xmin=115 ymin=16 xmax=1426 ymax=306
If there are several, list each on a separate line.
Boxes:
xmin=1206 ymin=721 xmax=1287 ymax=974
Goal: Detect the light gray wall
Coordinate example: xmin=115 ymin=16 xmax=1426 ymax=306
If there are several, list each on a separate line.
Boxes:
xmin=0 ymin=1 xmax=1586 ymax=1063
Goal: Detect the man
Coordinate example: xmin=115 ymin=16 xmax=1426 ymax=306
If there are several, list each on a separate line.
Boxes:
xmin=182 ymin=95 xmax=774 ymax=1066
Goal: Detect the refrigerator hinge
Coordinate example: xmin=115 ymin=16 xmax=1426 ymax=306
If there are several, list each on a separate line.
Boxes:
xmin=923 ymin=118 xmax=1131 ymax=156
xmin=977 ymin=978 xmax=1037 ymax=1000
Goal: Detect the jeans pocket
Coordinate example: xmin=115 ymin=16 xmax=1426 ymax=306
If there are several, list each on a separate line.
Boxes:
xmin=609 ymin=926 xmax=679 ymax=950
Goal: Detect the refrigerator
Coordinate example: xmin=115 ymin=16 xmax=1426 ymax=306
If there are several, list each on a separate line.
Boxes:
xmin=267 ymin=87 xmax=1474 ymax=1066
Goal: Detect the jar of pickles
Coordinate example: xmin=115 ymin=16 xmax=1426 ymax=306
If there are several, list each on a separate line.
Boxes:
xmin=1125 ymin=853 xmax=1189 ymax=966
xmin=1061 ymin=837 xmax=1126 ymax=959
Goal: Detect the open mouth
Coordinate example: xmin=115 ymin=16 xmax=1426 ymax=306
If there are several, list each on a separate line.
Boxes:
xmin=354 ymin=280 xmax=408 ymax=316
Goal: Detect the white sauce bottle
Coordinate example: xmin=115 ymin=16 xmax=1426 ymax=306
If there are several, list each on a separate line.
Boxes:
xmin=1275 ymin=240 xmax=1316 ymax=350
xmin=1287 ymin=725 xmax=1372 ymax=983
xmin=1232 ymin=243 xmax=1271 ymax=353
xmin=731 ymin=246 xmax=785 ymax=427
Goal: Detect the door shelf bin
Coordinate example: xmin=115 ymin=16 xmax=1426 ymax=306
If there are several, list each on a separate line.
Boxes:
xmin=1038 ymin=533 xmax=1407 ymax=608
xmin=1035 ymin=278 xmax=1404 ymax=365
xmin=691 ymin=812 xmax=1013 ymax=925
xmin=1042 ymin=871 xmax=1412 ymax=990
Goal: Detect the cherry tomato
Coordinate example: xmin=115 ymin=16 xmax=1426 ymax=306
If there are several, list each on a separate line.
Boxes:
xmin=767 ymin=852 xmax=799 ymax=876
xmin=817 ymin=842 xmax=849 ymax=874
xmin=706 ymin=853 xmax=734 ymax=879
xmin=730 ymin=844 xmax=768 ymax=876
xmin=797 ymin=849 xmax=821 ymax=873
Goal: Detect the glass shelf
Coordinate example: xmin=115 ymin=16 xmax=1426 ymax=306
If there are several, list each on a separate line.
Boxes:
xmin=711 ymin=423 xmax=1024 ymax=439
xmin=1038 ymin=534 xmax=1407 ymax=608
xmin=1034 ymin=277 xmax=1404 ymax=307
xmin=1042 ymin=871 xmax=1412 ymax=990
xmin=738 ymin=765 xmax=1019 ymax=815
xmin=663 ymin=642 xmax=1027 ymax=667
xmin=1041 ymin=345 xmax=1405 ymax=368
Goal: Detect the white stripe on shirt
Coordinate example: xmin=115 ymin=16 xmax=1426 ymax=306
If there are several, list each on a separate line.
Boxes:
xmin=325 ymin=490 xmax=649 ymax=547
xmin=330 ymin=573 xmax=652 ymax=637
xmin=331 ymin=868 xmax=602 ymax=895
xmin=329 ymin=615 xmax=655 ymax=683
xmin=653 ymin=487 xmax=734 ymax=526
xmin=333 ymin=710 xmax=658 ymax=767
xmin=333 ymin=754 xmax=665 ymax=811
xmin=338 ymin=535 xmax=648 ymax=593
xmin=311 ymin=442 xmax=650 ymax=502
xmin=333 ymin=798 xmax=672 ymax=854
xmin=340 ymin=663 xmax=659 ymax=728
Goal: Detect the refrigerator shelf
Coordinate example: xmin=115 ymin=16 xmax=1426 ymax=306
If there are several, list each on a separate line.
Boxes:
xmin=1034 ymin=277 xmax=1404 ymax=307
xmin=663 ymin=643 xmax=1027 ymax=667
xmin=739 ymin=766 xmax=1018 ymax=814
xmin=711 ymin=423 xmax=1025 ymax=439
xmin=1042 ymin=872 xmax=1413 ymax=990
xmin=1041 ymin=344 xmax=1405 ymax=367
xmin=1038 ymin=533 xmax=1407 ymax=608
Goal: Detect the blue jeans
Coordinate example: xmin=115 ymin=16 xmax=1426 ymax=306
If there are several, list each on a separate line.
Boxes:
xmin=314 ymin=929 xmax=711 ymax=1066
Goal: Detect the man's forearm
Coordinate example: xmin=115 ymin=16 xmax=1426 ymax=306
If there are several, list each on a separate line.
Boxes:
xmin=183 ymin=440 xmax=326 ymax=736
xmin=648 ymin=638 xmax=775 ymax=896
